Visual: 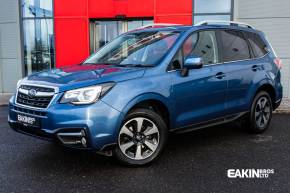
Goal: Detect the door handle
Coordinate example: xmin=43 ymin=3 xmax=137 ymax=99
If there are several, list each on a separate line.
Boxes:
xmin=215 ymin=72 xmax=226 ymax=79
xmin=252 ymin=65 xmax=259 ymax=71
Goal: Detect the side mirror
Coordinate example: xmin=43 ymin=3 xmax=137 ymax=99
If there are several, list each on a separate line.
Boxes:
xmin=184 ymin=55 xmax=203 ymax=69
xmin=181 ymin=55 xmax=203 ymax=77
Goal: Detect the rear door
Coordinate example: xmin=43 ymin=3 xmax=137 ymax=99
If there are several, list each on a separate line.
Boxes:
xmin=217 ymin=29 xmax=266 ymax=114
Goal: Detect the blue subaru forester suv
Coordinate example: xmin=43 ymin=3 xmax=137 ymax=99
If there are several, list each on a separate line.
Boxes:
xmin=8 ymin=21 xmax=283 ymax=165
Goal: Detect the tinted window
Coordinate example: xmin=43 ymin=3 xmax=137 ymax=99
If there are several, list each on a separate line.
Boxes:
xmin=219 ymin=30 xmax=251 ymax=62
xmin=183 ymin=31 xmax=219 ymax=65
xmin=246 ymin=32 xmax=268 ymax=58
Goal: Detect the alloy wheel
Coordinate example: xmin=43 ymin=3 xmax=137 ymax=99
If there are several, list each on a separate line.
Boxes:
xmin=118 ymin=117 xmax=160 ymax=160
xmin=255 ymin=96 xmax=271 ymax=128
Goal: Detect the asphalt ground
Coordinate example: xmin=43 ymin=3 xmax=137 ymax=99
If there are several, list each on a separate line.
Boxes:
xmin=0 ymin=106 xmax=290 ymax=193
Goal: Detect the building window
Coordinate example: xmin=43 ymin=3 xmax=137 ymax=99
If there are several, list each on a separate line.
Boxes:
xmin=193 ymin=0 xmax=233 ymax=24
xmin=21 ymin=0 xmax=55 ymax=75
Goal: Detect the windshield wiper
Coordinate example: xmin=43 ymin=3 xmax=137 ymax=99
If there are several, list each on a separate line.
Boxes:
xmin=117 ymin=64 xmax=155 ymax=68
xmin=82 ymin=63 xmax=115 ymax=66
xmin=84 ymin=63 xmax=155 ymax=68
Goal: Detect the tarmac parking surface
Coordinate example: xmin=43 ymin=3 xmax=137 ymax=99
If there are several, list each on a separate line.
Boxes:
xmin=0 ymin=106 xmax=290 ymax=193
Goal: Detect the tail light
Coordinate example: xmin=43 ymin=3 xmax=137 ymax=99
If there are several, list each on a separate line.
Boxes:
xmin=274 ymin=58 xmax=282 ymax=69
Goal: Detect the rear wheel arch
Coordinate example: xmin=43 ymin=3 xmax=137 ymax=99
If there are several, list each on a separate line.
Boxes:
xmin=242 ymin=91 xmax=273 ymax=134
xmin=254 ymin=84 xmax=276 ymax=107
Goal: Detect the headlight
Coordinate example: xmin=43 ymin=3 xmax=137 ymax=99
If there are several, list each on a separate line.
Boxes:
xmin=16 ymin=77 xmax=27 ymax=88
xmin=16 ymin=79 xmax=22 ymax=88
xmin=60 ymin=83 xmax=115 ymax=105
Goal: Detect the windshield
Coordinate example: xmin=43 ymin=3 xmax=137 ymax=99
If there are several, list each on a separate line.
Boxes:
xmin=83 ymin=31 xmax=180 ymax=67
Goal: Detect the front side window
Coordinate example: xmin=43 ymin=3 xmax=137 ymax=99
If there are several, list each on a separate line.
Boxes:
xmin=169 ymin=30 xmax=219 ymax=70
xmin=84 ymin=31 xmax=180 ymax=67
xmin=183 ymin=31 xmax=219 ymax=65
xmin=219 ymin=30 xmax=251 ymax=62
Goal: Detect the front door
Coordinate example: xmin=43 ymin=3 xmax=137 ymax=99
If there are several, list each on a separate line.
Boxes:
xmin=171 ymin=30 xmax=228 ymax=129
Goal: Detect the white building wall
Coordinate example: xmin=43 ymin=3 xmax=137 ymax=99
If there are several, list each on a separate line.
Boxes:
xmin=0 ymin=0 xmax=23 ymax=93
xmin=235 ymin=0 xmax=290 ymax=99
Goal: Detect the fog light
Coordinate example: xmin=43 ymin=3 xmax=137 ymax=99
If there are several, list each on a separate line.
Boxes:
xmin=81 ymin=137 xmax=87 ymax=147
xmin=81 ymin=130 xmax=86 ymax=136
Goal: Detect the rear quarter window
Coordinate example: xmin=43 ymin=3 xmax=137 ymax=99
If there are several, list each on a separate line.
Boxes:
xmin=246 ymin=32 xmax=268 ymax=58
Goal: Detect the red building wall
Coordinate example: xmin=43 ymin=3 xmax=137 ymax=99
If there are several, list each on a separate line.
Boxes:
xmin=54 ymin=0 xmax=192 ymax=67
xmin=155 ymin=0 xmax=193 ymax=24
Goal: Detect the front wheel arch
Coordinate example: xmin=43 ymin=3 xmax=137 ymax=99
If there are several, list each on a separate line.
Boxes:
xmin=121 ymin=93 xmax=172 ymax=128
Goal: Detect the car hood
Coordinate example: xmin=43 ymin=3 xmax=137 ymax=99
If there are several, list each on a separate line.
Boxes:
xmin=23 ymin=64 xmax=145 ymax=92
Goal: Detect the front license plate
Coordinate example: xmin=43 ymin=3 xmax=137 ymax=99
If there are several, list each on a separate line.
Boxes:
xmin=17 ymin=113 xmax=40 ymax=127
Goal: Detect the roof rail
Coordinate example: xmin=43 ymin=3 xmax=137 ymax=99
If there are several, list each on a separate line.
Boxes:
xmin=137 ymin=23 xmax=182 ymax=29
xmin=195 ymin=20 xmax=254 ymax=29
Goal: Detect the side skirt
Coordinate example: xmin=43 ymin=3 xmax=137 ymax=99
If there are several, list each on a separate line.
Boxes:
xmin=171 ymin=112 xmax=248 ymax=134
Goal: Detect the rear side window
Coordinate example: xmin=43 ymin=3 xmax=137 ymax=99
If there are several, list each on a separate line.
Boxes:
xmin=246 ymin=32 xmax=268 ymax=58
xmin=219 ymin=30 xmax=251 ymax=62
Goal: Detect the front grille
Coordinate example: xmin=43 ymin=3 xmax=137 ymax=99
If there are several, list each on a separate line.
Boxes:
xmin=20 ymin=85 xmax=54 ymax=92
xmin=16 ymin=85 xmax=55 ymax=109
xmin=13 ymin=106 xmax=47 ymax=116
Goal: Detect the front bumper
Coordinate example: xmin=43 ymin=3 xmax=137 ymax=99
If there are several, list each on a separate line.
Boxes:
xmin=8 ymin=95 xmax=124 ymax=150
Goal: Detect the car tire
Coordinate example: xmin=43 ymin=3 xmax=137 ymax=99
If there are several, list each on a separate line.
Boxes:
xmin=243 ymin=91 xmax=273 ymax=134
xmin=114 ymin=108 xmax=168 ymax=166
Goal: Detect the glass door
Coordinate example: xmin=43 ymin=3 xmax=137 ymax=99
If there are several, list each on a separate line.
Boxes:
xmin=90 ymin=19 xmax=153 ymax=53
